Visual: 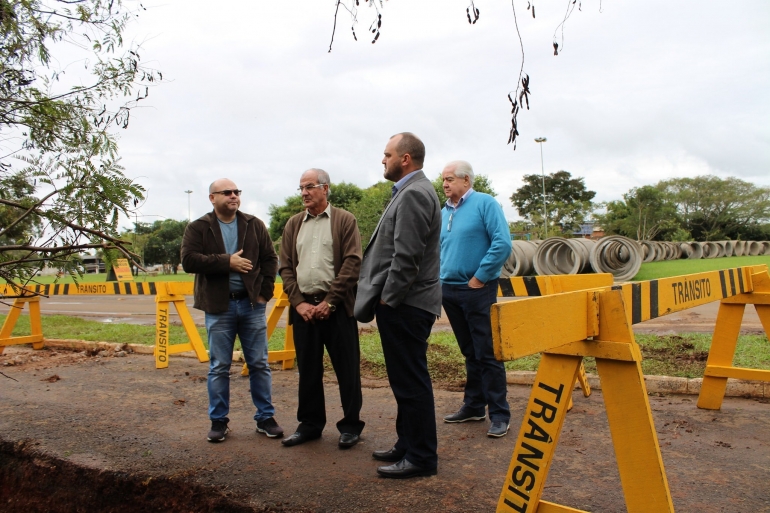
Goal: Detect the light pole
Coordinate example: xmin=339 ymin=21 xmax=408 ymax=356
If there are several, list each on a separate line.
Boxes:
xmin=534 ymin=137 xmax=548 ymax=238
xmin=184 ymin=190 xmax=193 ymax=222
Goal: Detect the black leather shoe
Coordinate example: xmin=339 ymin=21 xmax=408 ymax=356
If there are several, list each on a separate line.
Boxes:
xmin=372 ymin=446 xmax=406 ymax=462
xmin=377 ymin=459 xmax=437 ymax=479
xmin=338 ymin=433 xmax=360 ymax=448
xmin=281 ymin=431 xmax=320 ymax=447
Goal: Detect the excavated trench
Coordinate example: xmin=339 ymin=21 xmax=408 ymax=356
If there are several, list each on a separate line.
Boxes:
xmin=0 ymin=440 xmax=284 ymax=513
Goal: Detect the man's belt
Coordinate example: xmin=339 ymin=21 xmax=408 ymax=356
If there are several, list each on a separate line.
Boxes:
xmin=228 ymin=290 xmax=249 ymax=300
xmin=302 ymin=292 xmax=327 ymax=304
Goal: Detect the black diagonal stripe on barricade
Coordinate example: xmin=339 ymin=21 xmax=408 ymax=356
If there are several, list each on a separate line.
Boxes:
xmin=631 ymin=282 xmax=642 ymax=325
xmin=113 ymin=283 xmax=120 ymax=294
xmin=737 ymin=267 xmax=745 ymax=293
xmin=123 ymin=283 xmax=133 ymax=295
xmin=728 ymin=269 xmax=736 ymax=296
xmin=137 ymin=282 xmax=145 ymax=295
xmin=719 ymin=270 xmax=728 ymax=298
xmin=523 ymin=277 xmax=541 ymax=296
xmin=149 ymin=282 xmax=157 ymax=295
xmin=650 ymin=280 xmax=659 ymax=319
xmin=499 ymin=279 xmax=515 ymax=297
xmin=63 ymin=284 xmax=70 ymax=295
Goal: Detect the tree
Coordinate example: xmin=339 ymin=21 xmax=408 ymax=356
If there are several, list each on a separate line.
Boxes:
xmin=347 ymin=182 xmax=392 ymax=249
xmin=431 ymin=173 xmax=497 ymax=206
xmin=0 ymin=1 xmax=161 ymax=290
xmin=596 ymin=186 xmax=680 ymax=241
xmin=143 ymin=220 xmax=187 ymax=274
xmin=510 ymin=171 xmax=595 ymax=235
xmin=659 ymin=176 xmax=770 ymax=241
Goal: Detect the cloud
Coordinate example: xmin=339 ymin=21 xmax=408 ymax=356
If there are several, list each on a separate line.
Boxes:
xmin=115 ymin=0 xmax=770 ymax=227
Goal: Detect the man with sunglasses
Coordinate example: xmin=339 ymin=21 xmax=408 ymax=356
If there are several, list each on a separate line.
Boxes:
xmin=278 ymin=169 xmax=365 ymax=449
xmin=181 ymin=178 xmax=283 ymax=443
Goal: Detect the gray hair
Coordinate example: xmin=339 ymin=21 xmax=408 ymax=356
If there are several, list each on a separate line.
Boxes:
xmin=305 ymin=168 xmax=331 ymax=199
xmin=446 ymin=160 xmax=475 ymax=186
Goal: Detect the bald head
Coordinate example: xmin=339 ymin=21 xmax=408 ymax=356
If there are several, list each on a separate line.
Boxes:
xmin=208 ymin=178 xmax=240 ymax=222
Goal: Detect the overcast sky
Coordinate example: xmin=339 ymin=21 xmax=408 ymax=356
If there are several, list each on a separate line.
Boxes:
xmin=115 ymin=0 xmax=770 ymax=228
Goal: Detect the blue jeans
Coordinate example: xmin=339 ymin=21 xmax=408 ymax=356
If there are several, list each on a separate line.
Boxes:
xmin=441 ymin=280 xmax=510 ymax=423
xmin=205 ymin=298 xmax=274 ymax=423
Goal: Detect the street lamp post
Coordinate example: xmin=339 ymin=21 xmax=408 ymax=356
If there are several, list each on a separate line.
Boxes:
xmin=534 ymin=137 xmax=548 ymax=238
xmin=184 ymin=190 xmax=193 ymax=222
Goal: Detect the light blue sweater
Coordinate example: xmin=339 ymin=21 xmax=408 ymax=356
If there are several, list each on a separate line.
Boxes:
xmin=440 ymin=191 xmax=512 ymax=285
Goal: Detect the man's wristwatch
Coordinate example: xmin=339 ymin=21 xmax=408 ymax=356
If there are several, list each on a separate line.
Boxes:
xmin=326 ymin=302 xmax=336 ymax=312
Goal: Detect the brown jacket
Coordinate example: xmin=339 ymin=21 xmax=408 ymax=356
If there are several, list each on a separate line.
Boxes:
xmin=181 ymin=210 xmax=277 ymax=314
xmin=279 ymin=206 xmax=362 ymax=317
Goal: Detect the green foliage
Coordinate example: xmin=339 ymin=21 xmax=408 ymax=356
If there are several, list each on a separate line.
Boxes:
xmin=329 ymin=181 xmax=364 ymax=211
xmin=596 ymin=185 xmax=680 ymax=240
xmin=659 ymin=176 xmax=770 ymax=241
xmin=598 ymin=176 xmax=770 ymax=242
xmin=346 ymin=182 xmax=393 ymax=249
xmin=143 ymin=220 xmax=188 ymax=273
xmin=0 ymin=174 xmax=41 ymax=244
xmin=268 ymin=195 xmax=304 ymax=241
xmin=431 ymin=173 xmax=497 ymax=206
xmin=510 ymin=170 xmax=595 ymax=234
xmin=0 ymin=1 xmax=161 ymax=289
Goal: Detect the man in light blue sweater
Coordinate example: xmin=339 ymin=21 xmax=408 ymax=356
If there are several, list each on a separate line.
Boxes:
xmin=439 ymin=160 xmax=513 ymax=437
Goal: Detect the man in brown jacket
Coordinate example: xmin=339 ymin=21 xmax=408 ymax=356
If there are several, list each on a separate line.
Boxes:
xmin=181 ymin=178 xmax=282 ymax=443
xmin=279 ymin=168 xmax=365 ymax=449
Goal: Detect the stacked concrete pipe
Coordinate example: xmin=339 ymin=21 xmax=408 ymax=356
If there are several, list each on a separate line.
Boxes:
xmin=533 ymin=237 xmax=593 ymax=276
xmin=501 ymin=240 xmax=539 ymax=278
xmin=589 ymin=235 xmax=643 ymax=282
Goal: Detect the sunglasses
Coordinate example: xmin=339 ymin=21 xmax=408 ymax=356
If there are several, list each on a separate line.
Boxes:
xmin=212 ymin=189 xmax=242 ymax=196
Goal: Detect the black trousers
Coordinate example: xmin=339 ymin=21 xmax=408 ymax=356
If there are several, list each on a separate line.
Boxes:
xmin=375 ymin=301 xmax=438 ymax=470
xmin=291 ymin=307 xmax=365 ymax=436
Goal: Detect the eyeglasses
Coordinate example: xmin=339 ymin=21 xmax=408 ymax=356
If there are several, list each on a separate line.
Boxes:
xmin=297 ymin=184 xmax=326 ymax=192
xmin=212 ymin=189 xmax=241 ymax=196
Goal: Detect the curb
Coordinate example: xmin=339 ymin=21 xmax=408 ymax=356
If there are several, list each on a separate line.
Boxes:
xmin=506 ymin=370 xmax=768 ymax=398
xmin=29 ymin=339 xmax=770 ymax=399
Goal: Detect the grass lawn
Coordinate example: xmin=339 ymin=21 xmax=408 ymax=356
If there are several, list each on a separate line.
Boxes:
xmin=632 ymin=255 xmax=770 ymax=281
xmin=2 ymin=313 xmax=767 ymax=383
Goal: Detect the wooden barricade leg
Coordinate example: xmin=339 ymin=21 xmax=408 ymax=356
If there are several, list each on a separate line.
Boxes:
xmin=0 ymin=297 xmax=45 ymax=355
xmin=243 ymin=286 xmax=296 ymax=375
xmin=594 ymin=288 xmax=674 ymax=513
xmin=497 ymin=353 xmax=583 ymax=513
xmin=154 ymin=293 xmax=209 ymax=369
xmin=596 ymin=358 xmax=675 ymax=512
xmin=696 ymin=302 xmax=745 ymax=410
xmin=155 ymin=297 xmax=171 ymax=369
xmin=173 ymin=298 xmax=209 ymax=363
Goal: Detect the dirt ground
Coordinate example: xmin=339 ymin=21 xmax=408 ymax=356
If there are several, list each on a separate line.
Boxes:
xmin=1 ymin=343 xmax=769 ymax=513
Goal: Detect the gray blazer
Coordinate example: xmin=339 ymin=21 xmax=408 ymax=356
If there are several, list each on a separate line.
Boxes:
xmin=354 ymin=170 xmax=442 ymax=323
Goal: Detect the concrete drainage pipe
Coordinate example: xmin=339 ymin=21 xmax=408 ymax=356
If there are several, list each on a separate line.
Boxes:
xmin=533 ymin=237 xmax=594 ymax=276
xmin=701 ymin=241 xmax=721 ymax=259
xmin=589 ymin=235 xmax=643 ymax=282
xmin=746 ymin=241 xmax=762 ymax=256
xmin=501 ymin=240 xmax=539 ymax=277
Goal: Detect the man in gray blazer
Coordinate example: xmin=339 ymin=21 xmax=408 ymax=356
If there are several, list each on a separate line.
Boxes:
xmin=354 ymin=132 xmax=442 ymax=479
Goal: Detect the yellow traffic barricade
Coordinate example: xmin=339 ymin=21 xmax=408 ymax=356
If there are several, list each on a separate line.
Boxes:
xmin=492 ymin=265 xmax=770 ymax=513
xmin=0 ymin=280 xmax=297 ymax=371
